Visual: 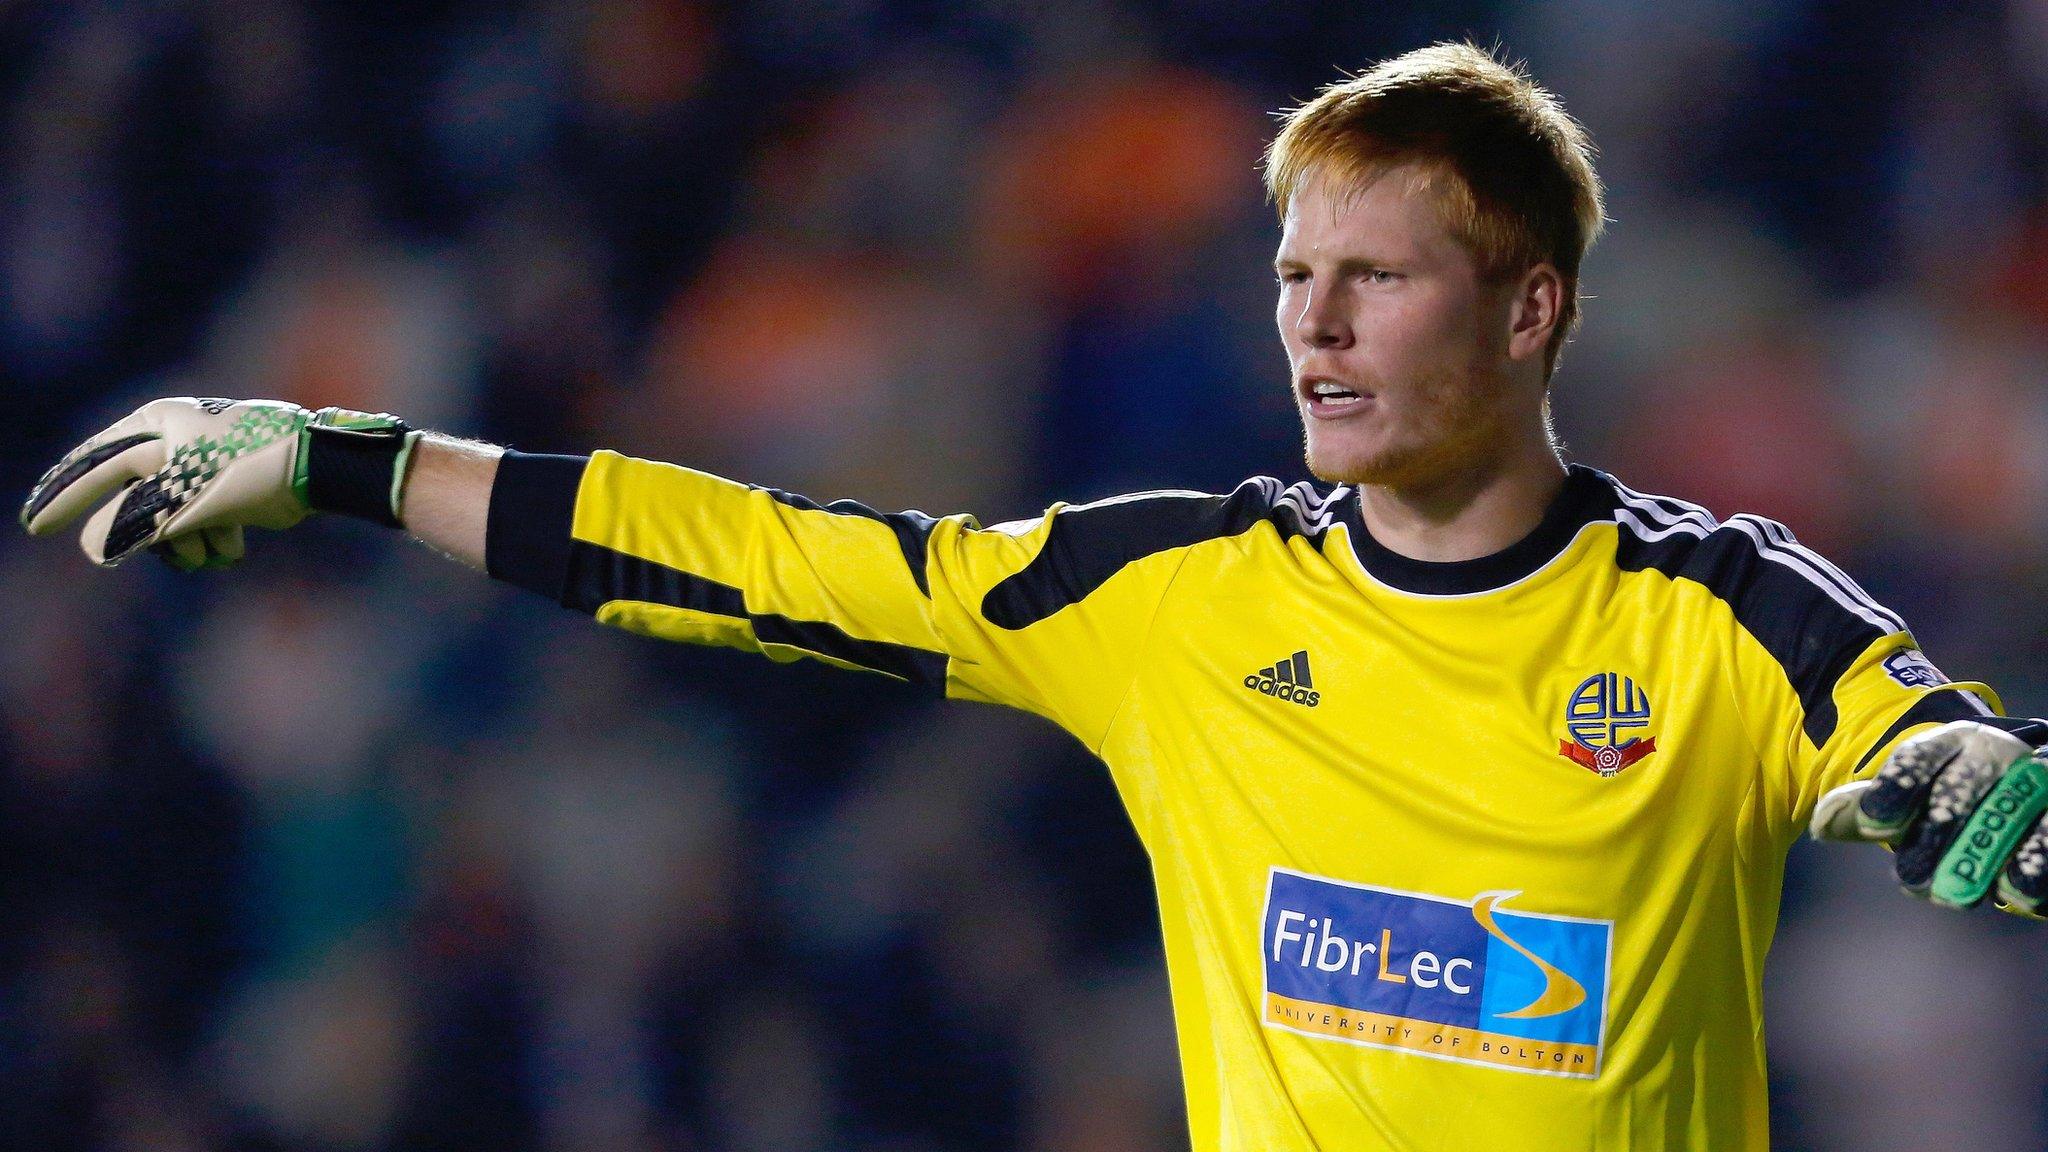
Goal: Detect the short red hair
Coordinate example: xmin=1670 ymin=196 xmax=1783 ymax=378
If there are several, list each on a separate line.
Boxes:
xmin=1263 ymin=43 xmax=1606 ymax=379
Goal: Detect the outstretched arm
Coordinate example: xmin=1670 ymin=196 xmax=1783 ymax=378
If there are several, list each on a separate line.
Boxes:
xmin=21 ymin=395 xmax=1213 ymax=754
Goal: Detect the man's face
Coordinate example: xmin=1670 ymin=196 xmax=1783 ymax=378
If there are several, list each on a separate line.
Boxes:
xmin=1275 ymin=163 xmax=1525 ymax=489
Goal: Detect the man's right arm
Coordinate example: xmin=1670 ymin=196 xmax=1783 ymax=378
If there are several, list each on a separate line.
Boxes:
xmin=22 ymin=396 xmax=1273 ymax=753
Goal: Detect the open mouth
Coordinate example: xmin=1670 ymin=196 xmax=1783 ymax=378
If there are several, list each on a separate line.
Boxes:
xmin=1300 ymin=377 xmax=1371 ymax=413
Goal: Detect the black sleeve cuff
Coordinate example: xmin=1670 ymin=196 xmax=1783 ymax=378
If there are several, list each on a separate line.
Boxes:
xmin=1852 ymin=689 xmax=2035 ymax=776
xmin=1981 ymin=714 xmax=2048 ymax=748
xmin=486 ymin=451 xmax=590 ymax=603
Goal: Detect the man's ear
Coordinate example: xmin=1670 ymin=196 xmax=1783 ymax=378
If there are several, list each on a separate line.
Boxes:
xmin=1506 ymin=263 xmax=1563 ymax=367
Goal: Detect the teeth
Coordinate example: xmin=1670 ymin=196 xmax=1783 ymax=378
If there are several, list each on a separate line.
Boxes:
xmin=1310 ymin=381 xmax=1360 ymax=400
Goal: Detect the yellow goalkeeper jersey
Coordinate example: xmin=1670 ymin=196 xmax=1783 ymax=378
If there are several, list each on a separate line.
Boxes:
xmin=485 ymin=450 xmax=2005 ymax=1151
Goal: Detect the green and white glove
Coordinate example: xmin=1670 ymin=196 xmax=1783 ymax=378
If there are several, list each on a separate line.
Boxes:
xmin=19 ymin=397 xmax=420 ymax=570
xmin=1811 ymin=719 xmax=2048 ymax=919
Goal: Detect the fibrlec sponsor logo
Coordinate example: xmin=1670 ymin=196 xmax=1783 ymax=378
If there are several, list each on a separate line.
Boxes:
xmin=1260 ymin=867 xmax=1613 ymax=1078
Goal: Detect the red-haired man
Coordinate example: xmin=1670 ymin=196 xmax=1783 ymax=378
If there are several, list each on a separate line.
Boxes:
xmin=25 ymin=41 xmax=2045 ymax=1152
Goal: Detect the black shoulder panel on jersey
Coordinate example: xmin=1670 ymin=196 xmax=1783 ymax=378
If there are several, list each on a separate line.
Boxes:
xmin=1613 ymin=520 xmax=1887 ymax=747
xmin=562 ymin=542 xmax=950 ymax=689
xmin=981 ymin=478 xmax=1326 ymax=631
xmin=757 ymin=486 xmax=941 ymax=597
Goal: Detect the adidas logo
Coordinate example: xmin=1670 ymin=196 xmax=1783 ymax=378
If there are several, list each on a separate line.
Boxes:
xmin=1243 ymin=649 xmax=1321 ymax=708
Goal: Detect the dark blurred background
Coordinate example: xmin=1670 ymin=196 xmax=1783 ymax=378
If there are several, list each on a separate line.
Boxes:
xmin=4 ymin=1 xmax=2048 ymax=1149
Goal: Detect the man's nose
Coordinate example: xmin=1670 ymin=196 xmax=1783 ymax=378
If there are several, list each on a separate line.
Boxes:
xmin=1293 ymin=287 xmax=1352 ymax=349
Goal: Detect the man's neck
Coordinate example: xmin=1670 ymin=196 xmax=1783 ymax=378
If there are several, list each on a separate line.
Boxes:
xmin=1355 ymin=445 xmax=1569 ymax=564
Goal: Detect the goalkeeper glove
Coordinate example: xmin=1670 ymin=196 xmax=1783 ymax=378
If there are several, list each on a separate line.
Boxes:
xmin=19 ymin=397 xmax=420 ymax=570
xmin=1811 ymin=719 xmax=2048 ymax=919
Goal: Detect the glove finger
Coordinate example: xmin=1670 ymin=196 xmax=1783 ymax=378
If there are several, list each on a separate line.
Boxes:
xmin=1995 ymin=812 xmax=2048 ymax=918
xmin=80 ymin=481 xmax=135 ymax=566
xmin=152 ymin=532 xmax=208 ymax=573
xmin=1810 ymin=780 xmax=1876 ymax=841
xmin=200 ymin=525 xmax=244 ymax=568
xmin=20 ymin=428 xmax=165 ymax=536
xmin=1818 ymin=774 xmax=1875 ymax=840
xmin=1857 ymin=726 xmax=1967 ymax=840
xmin=78 ymin=473 xmax=181 ymax=567
xmin=1891 ymin=750 xmax=2008 ymax=893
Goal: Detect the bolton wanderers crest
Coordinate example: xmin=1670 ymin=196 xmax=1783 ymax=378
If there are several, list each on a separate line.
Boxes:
xmin=1559 ymin=673 xmax=1656 ymax=777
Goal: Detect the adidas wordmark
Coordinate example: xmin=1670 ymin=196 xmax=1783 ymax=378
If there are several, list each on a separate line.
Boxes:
xmin=1244 ymin=649 xmax=1320 ymax=708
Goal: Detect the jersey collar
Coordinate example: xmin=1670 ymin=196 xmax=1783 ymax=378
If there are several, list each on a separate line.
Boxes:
xmin=1335 ymin=464 xmax=1613 ymax=596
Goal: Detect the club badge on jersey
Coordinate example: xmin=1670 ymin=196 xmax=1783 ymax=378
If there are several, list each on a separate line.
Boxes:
xmin=1558 ymin=672 xmax=1657 ymax=777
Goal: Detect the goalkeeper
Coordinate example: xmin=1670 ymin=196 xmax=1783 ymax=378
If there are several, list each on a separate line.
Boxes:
xmin=21 ymin=42 xmax=2048 ymax=1152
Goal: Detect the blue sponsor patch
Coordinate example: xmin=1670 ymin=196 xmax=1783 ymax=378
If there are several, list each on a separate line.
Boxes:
xmin=1260 ymin=867 xmax=1612 ymax=1077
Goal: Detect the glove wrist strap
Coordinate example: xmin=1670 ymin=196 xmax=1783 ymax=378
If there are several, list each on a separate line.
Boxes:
xmin=301 ymin=408 xmax=420 ymax=528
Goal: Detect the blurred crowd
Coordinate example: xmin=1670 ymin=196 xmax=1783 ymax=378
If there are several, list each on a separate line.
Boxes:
xmin=4 ymin=1 xmax=2048 ymax=1149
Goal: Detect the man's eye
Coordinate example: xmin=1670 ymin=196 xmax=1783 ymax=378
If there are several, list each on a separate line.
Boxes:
xmin=1276 ymin=271 xmax=1308 ymax=285
xmin=1367 ymin=269 xmax=1400 ymax=285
